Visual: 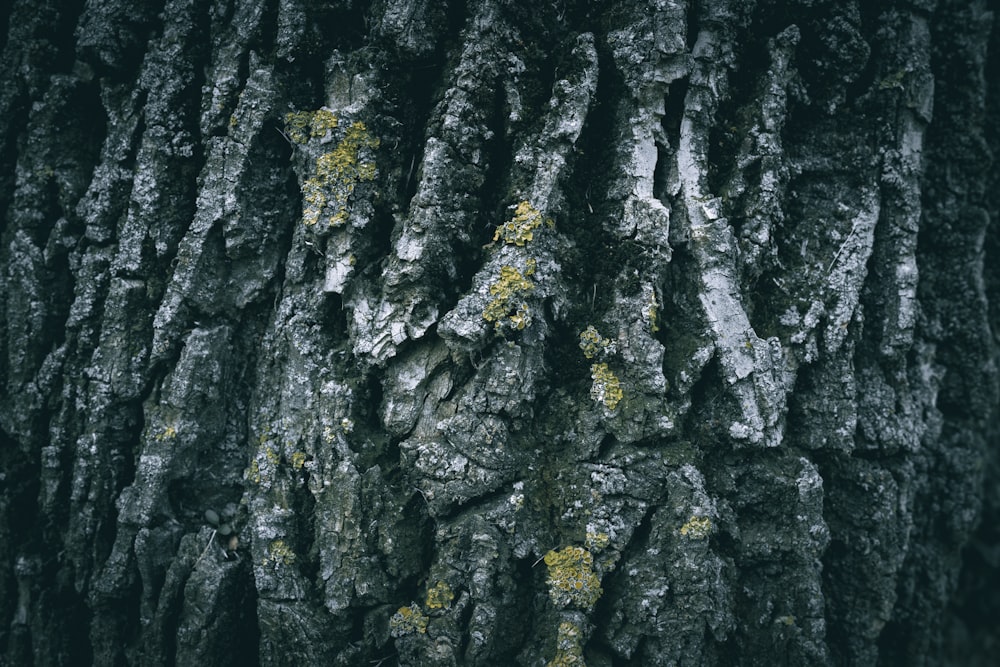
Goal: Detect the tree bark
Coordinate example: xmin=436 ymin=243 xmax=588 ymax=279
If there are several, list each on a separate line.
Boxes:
xmin=2 ymin=0 xmax=999 ymax=665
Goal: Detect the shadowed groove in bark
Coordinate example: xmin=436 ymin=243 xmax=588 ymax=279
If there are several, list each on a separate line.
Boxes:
xmin=2 ymin=0 xmax=1000 ymax=665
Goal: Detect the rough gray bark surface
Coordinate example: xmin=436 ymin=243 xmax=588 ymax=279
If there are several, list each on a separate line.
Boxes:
xmin=1 ymin=0 xmax=999 ymax=665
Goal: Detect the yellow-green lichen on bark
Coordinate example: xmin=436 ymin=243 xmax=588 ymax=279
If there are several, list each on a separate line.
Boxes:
xmin=578 ymin=325 xmax=615 ymax=359
xmin=547 ymin=621 xmax=586 ymax=667
xmin=483 ymin=265 xmax=535 ymax=331
xmin=679 ymin=515 xmax=712 ymax=539
xmin=425 ymin=580 xmax=454 ymax=610
xmin=285 ymin=111 xmax=378 ymax=227
xmin=263 ymin=539 xmax=296 ymax=566
xmin=494 ymin=200 xmax=549 ymax=246
xmin=589 ymin=362 xmax=623 ymax=410
xmin=543 ymin=546 xmax=602 ymax=609
xmin=389 ymin=604 xmax=429 ymax=637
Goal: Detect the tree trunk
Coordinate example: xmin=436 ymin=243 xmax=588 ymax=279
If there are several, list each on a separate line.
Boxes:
xmin=2 ymin=0 xmax=999 ymax=665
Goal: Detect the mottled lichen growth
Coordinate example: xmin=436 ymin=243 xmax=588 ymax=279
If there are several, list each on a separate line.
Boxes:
xmin=290 ymin=451 xmax=307 ymax=470
xmin=543 ymin=546 xmax=602 ymax=609
xmin=284 ymin=108 xmax=339 ymax=143
xmin=548 ymin=621 xmax=585 ymax=667
xmin=285 ymin=111 xmax=379 ymax=226
xmin=263 ymin=539 xmax=296 ymax=566
xmin=494 ymin=200 xmax=548 ymax=246
xmin=425 ymin=580 xmax=454 ymax=610
xmin=647 ymin=292 xmax=660 ymax=333
xmin=578 ymin=325 xmax=615 ymax=359
xmin=483 ymin=265 xmax=535 ymax=331
xmin=247 ymin=459 xmax=261 ymax=484
xmin=389 ymin=604 xmax=429 ymax=637
xmin=589 ymin=363 xmax=623 ymax=410
xmin=585 ymin=530 xmax=610 ymax=551
xmin=154 ymin=424 xmax=177 ymax=441
xmin=679 ymin=515 xmax=712 ymax=539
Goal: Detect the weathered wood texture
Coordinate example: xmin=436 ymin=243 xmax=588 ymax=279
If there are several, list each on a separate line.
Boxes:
xmin=1 ymin=0 xmax=999 ymax=665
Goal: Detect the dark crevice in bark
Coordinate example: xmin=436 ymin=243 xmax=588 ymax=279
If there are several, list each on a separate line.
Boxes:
xmin=0 ymin=92 xmax=28 ymax=235
xmin=842 ymin=0 xmax=884 ymax=107
xmin=0 ymin=2 xmax=12 ymax=55
xmin=257 ymin=0 xmax=281 ymax=60
xmin=79 ymin=0 xmax=165 ymax=84
xmin=276 ymin=56 xmax=327 ymax=114
xmin=478 ymin=81 xmax=516 ymax=247
xmin=959 ymin=14 xmax=1000 ymax=657
xmin=0 ymin=428 xmax=38 ymax=653
xmin=48 ymin=0 xmax=89 ymax=76
xmin=685 ymin=0 xmax=701 ymax=52
xmin=706 ymin=45 xmax=759 ymax=203
xmin=558 ymin=47 xmax=625 ymax=324
xmin=792 ymin=1 xmax=871 ymax=111
xmin=293 ymin=470 xmax=319 ymax=581
xmin=662 ymin=74 xmax=689 ymax=225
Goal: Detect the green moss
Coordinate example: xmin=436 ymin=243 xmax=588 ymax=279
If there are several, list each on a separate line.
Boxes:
xmin=389 ymin=604 xmax=428 ymax=637
xmin=589 ymin=363 xmax=623 ymax=410
xmin=543 ymin=546 xmax=602 ymax=609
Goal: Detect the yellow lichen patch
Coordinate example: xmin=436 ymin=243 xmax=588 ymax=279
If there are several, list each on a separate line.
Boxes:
xmin=543 ymin=546 xmax=602 ymax=609
xmin=247 ymin=459 xmax=262 ymax=484
xmin=264 ymin=447 xmax=281 ymax=466
xmin=578 ymin=326 xmax=614 ymax=359
xmin=548 ymin=621 xmax=586 ymax=667
xmin=647 ymin=293 xmax=660 ymax=333
xmin=585 ymin=530 xmax=610 ymax=551
xmin=589 ymin=363 xmax=623 ymax=410
xmin=389 ymin=604 xmax=428 ymax=637
xmin=284 ymin=111 xmax=313 ymax=144
xmin=290 ymin=451 xmax=307 ymax=470
xmin=425 ymin=581 xmax=454 ymax=610
xmin=154 ymin=425 xmax=177 ymax=441
xmin=309 ymin=108 xmax=339 ymax=137
xmin=494 ymin=200 xmax=548 ymax=246
xmin=284 ymin=109 xmax=339 ymax=143
xmin=290 ymin=114 xmax=379 ymax=227
xmin=679 ymin=515 xmax=712 ymax=539
xmin=264 ymin=539 xmax=296 ymax=566
xmin=483 ymin=265 xmax=535 ymax=331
